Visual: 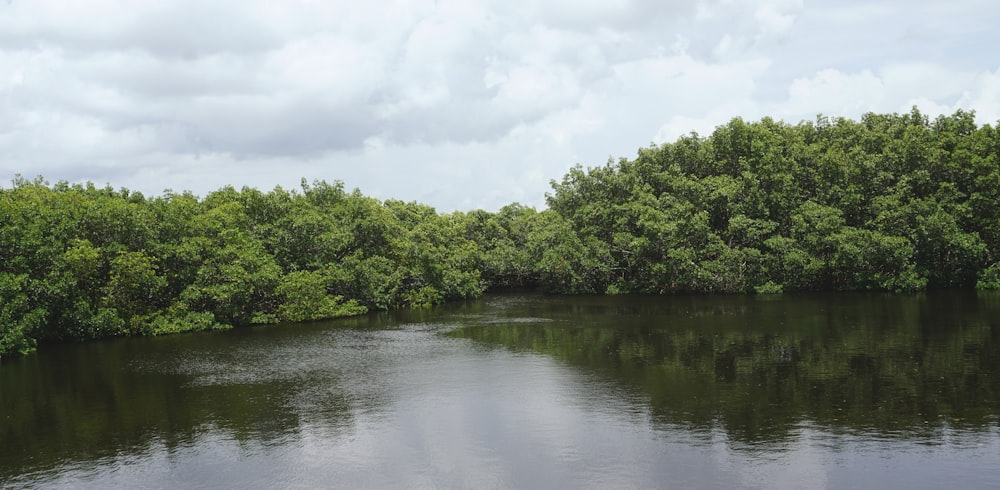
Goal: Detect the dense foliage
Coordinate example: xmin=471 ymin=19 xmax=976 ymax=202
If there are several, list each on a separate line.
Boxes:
xmin=547 ymin=108 xmax=1000 ymax=294
xmin=0 ymin=179 xmax=485 ymax=357
xmin=2 ymin=108 xmax=1000 ymax=357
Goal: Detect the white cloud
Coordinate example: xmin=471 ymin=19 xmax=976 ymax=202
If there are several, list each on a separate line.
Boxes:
xmin=787 ymin=69 xmax=886 ymax=115
xmin=961 ymin=68 xmax=1000 ymax=124
xmin=781 ymin=64 xmax=999 ymax=125
xmin=0 ymin=0 xmax=998 ymax=210
xmin=754 ymin=0 xmax=804 ymax=35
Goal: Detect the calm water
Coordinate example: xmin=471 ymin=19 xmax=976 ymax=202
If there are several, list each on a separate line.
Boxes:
xmin=2 ymin=292 xmax=999 ymax=489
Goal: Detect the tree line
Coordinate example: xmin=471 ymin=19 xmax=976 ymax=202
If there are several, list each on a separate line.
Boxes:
xmin=3 ymin=108 xmax=1000 ymax=357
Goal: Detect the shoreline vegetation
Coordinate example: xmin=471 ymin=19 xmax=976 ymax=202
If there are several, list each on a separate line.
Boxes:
xmin=3 ymin=107 xmax=1000 ymax=357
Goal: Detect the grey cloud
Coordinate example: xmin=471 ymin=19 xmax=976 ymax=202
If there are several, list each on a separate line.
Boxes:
xmin=167 ymin=97 xmax=381 ymax=157
xmin=381 ymin=101 xmax=521 ymax=147
xmin=2 ymin=0 xmax=999 ymax=212
xmin=0 ymin=1 xmax=279 ymax=58
xmin=121 ymin=3 xmax=280 ymax=59
xmin=535 ymin=0 xmax=696 ymax=32
xmin=3 ymin=0 xmax=700 ymax=160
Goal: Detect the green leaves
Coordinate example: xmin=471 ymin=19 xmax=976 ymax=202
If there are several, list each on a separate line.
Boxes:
xmin=276 ymin=270 xmax=366 ymax=322
xmin=3 ymin=108 xmax=1000 ymax=357
xmin=0 ymin=273 xmax=42 ymax=357
xmin=102 ymin=251 xmax=167 ymax=333
xmin=543 ymin=109 xmax=1000 ymax=295
xmin=179 ymin=232 xmax=282 ymax=327
xmin=976 ymin=263 xmax=1000 ymax=290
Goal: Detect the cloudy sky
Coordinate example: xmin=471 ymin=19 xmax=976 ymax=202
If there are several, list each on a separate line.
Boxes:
xmin=2 ymin=0 xmax=998 ymax=211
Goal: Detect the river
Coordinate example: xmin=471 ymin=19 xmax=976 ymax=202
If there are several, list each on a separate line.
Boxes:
xmin=2 ymin=292 xmax=999 ymax=489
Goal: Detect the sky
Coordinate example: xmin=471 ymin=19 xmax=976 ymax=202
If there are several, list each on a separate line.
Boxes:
xmin=1 ymin=0 xmax=999 ymax=211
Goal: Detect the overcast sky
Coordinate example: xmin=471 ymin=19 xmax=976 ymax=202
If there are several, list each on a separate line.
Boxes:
xmin=2 ymin=0 xmax=998 ymax=211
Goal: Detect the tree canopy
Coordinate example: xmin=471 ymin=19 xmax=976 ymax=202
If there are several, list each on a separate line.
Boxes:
xmin=2 ymin=108 xmax=1000 ymax=357
xmin=546 ymin=108 xmax=1000 ymax=295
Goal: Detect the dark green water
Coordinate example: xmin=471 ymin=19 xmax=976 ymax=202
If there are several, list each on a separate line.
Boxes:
xmin=2 ymin=292 xmax=999 ymax=489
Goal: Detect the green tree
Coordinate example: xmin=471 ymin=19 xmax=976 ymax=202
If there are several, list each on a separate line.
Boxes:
xmin=102 ymin=251 xmax=167 ymax=334
xmin=276 ymin=270 xmax=366 ymax=322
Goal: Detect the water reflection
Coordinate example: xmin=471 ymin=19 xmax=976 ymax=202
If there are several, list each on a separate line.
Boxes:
xmin=2 ymin=292 xmax=999 ymax=488
xmin=1 ymin=326 xmax=362 ymax=485
xmin=449 ymin=292 xmax=1000 ymax=445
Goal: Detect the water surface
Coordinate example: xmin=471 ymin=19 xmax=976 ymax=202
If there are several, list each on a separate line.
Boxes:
xmin=2 ymin=292 xmax=999 ymax=488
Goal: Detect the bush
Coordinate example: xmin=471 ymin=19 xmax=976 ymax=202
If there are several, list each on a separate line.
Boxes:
xmin=976 ymin=263 xmax=1000 ymax=290
xmin=145 ymin=304 xmax=230 ymax=335
xmin=754 ymin=281 xmax=784 ymax=294
xmin=276 ymin=270 xmax=367 ymax=322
